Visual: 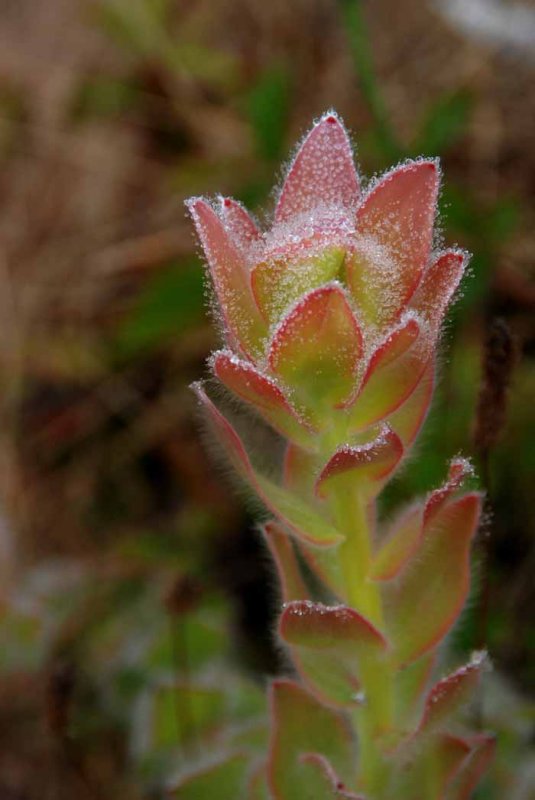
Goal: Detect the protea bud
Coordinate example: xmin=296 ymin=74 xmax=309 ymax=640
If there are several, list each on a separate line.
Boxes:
xmin=188 ymin=112 xmax=493 ymax=799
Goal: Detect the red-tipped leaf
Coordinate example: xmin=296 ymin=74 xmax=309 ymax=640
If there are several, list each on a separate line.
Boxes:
xmin=410 ymin=249 xmax=467 ymax=335
xmin=347 ymin=161 xmax=439 ymax=327
xmin=388 ymin=359 xmax=435 ymax=449
xmin=345 ymin=314 xmax=428 ymax=431
xmin=268 ymin=679 xmax=356 ymax=800
xmin=212 ymin=350 xmax=315 ymax=447
xmin=188 ymin=199 xmax=266 ymax=358
xmin=414 ymin=654 xmax=487 ymax=739
xmin=262 ymin=521 xmax=308 ymax=603
xmin=192 ymin=383 xmax=343 ymax=547
xmin=299 ymin=754 xmax=365 ymax=799
xmin=268 ymin=284 xmax=363 ymax=415
xmin=279 ymin=601 xmax=388 ymax=708
xmin=384 ymin=492 xmax=482 ymax=666
xmin=220 ymin=196 xmax=261 ymax=255
xmin=275 ymin=113 xmax=360 ymax=223
xmin=315 ymin=425 xmax=403 ymax=500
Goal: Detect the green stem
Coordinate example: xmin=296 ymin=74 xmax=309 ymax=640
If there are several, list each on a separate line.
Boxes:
xmin=331 ymin=484 xmax=394 ymax=795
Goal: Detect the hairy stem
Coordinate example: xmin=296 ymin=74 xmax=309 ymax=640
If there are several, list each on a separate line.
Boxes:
xmin=331 ymin=485 xmax=394 ymax=795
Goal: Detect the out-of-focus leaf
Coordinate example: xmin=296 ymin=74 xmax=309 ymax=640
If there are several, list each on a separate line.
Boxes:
xmin=96 ymin=0 xmax=159 ymax=54
xmin=166 ymin=43 xmax=238 ymax=86
xmin=148 ymin=616 xmax=227 ymax=673
xmin=70 ymin=77 xmax=141 ymax=121
xmin=268 ymin=679 xmax=356 ymax=799
xmin=169 ymin=752 xmax=249 ymax=799
xmin=413 ymin=90 xmax=473 ymax=155
xmin=151 ymin=683 xmax=225 ymax=748
xmin=246 ymin=66 xmax=291 ymax=162
xmin=486 ymin=198 xmax=521 ymax=243
xmin=116 ymin=258 xmax=205 ymax=355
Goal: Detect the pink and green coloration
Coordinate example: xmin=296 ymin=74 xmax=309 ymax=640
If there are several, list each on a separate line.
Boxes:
xmin=188 ymin=112 xmax=493 ymax=798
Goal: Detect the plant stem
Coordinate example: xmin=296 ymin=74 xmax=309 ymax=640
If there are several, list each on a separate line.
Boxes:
xmin=331 ymin=484 xmax=394 ymax=795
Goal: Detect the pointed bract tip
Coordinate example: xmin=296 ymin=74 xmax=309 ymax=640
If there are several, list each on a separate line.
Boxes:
xmin=189 ymin=380 xmax=206 ymax=401
xmin=185 ymin=196 xmax=213 ymax=222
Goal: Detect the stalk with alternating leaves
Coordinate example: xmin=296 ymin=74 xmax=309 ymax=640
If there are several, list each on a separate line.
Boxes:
xmin=188 ymin=112 xmax=494 ymax=799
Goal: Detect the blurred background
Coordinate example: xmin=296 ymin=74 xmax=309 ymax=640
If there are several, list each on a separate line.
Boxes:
xmin=0 ymin=0 xmax=533 ymax=798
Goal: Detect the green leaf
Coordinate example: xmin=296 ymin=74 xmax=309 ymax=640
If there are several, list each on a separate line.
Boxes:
xmin=116 ymin=258 xmax=205 ymax=355
xmin=279 ymin=601 xmax=388 ymax=708
xmin=268 ymin=680 xmax=356 ymax=799
xmin=169 ymin=752 xmax=249 ymax=799
xmin=246 ymin=66 xmax=291 ymax=162
xmin=151 ymin=683 xmax=225 ymax=749
xmin=413 ymin=90 xmax=473 ymax=155
xmin=70 ymin=77 xmax=141 ymax=121
xmin=384 ymin=493 xmax=482 ymax=666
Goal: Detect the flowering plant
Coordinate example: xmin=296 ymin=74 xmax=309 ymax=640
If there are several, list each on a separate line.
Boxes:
xmin=188 ymin=112 xmax=494 ymax=799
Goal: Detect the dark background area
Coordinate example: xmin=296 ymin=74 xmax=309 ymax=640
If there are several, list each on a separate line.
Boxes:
xmin=0 ymin=1 xmax=533 ymax=798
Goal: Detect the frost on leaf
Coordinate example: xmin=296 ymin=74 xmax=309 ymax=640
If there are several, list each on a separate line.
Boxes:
xmin=211 ymin=350 xmax=315 ymax=447
xmin=188 ymin=199 xmax=266 ymax=358
xmin=347 ymin=161 xmax=439 ymax=329
xmin=315 ymin=425 xmax=403 ymax=500
xmin=192 ymin=383 xmax=343 ymax=547
xmin=251 ymin=247 xmax=344 ymax=324
xmin=268 ymin=283 xmax=363 ymax=417
xmin=371 ymin=457 xmax=474 ymax=582
xmin=219 ymin=196 xmax=261 ymax=256
xmin=384 ymin=492 xmax=482 ymax=667
xmin=410 ymin=249 xmax=467 ymax=336
xmin=275 ymin=113 xmax=360 ymax=223
xmin=345 ymin=314 xmax=428 ymax=431
xmin=279 ymin=601 xmax=387 ymax=708
xmin=412 ymin=653 xmax=487 ymax=740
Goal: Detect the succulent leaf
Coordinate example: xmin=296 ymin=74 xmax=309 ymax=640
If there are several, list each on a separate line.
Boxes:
xmin=279 ymin=600 xmax=387 ymax=707
xmin=219 ymin=196 xmax=261 ymax=255
xmin=372 ymin=457 xmax=473 ymax=583
xmin=211 ymin=350 xmax=315 ymax=446
xmin=262 ymin=521 xmax=308 ymax=603
xmin=268 ymin=283 xmax=363 ymax=415
xmin=251 ymin=247 xmax=345 ymax=324
xmin=413 ymin=654 xmax=487 ymax=740
xmin=347 ymin=161 xmax=439 ymax=328
xmin=268 ymin=679 xmax=356 ymax=800
xmin=299 ymin=753 xmax=366 ymax=799
xmin=188 ymin=199 xmax=267 ymax=358
xmin=275 ymin=113 xmax=360 ymax=223
xmin=410 ymin=249 xmax=467 ymax=335
xmin=193 ymin=383 xmax=343 ymax=546
xmin=345 ymin=314 xmax=428 ymax=431
xmin=168 ymin=752 xmax=249 ymax=799
xmin=384 ymin=492 xmax=482 ymax=666
xmin=315 ymin=425 xmax=403 ymax=500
